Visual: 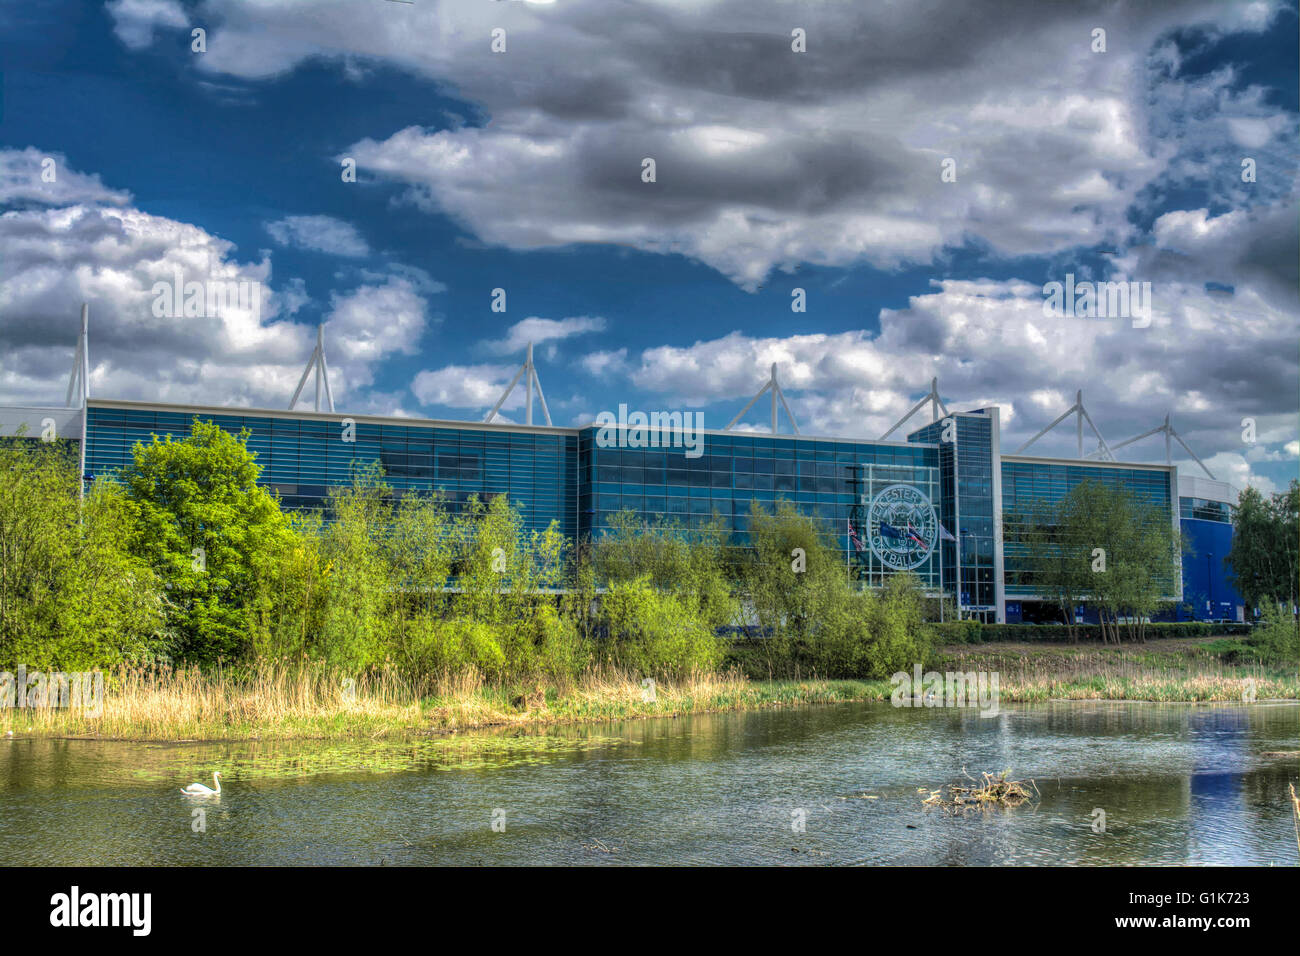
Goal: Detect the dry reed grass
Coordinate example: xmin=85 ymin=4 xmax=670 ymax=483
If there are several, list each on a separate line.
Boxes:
xmin=0 ymin=662 xmax=764 ymax=740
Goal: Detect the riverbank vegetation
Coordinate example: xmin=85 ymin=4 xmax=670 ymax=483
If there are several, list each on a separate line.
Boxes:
xmin=7 ymin=637 xmax=1296 ymax=741
xmin=1226 ymin=482 xmax=1299 ymax=612
xmin=2 ymin=423 xmax=1296 ymax=741
xmin=932 ymin=637 xmax=1299 ymax=703
xmin=0 ymin=424 xmax=933 ymax=681
xmin=5 ymin=663 xmax=887 ymax=740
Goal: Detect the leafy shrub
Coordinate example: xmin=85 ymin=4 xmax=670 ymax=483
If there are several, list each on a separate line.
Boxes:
xmin=1200 ymin=639 xmax=1261 ymax=664
xmin=532 ymin=604 xmax=591 ymax=687
xmin=598 ymin=576 xmax=723 ymax=680
xmin=1249 ymin=602 xmax=1299 ymax=664
xmin=862 ymin=574 xmax=932 ymax=678
xmin=929 ymin=620 xmax=983 ymax=645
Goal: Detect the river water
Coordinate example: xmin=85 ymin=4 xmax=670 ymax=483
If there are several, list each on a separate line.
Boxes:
xmin=1 ymin=700 xmax=1296 ymax=865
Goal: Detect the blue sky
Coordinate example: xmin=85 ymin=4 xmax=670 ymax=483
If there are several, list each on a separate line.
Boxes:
xmin=0 ymin=0 xmax=1296 ymax=492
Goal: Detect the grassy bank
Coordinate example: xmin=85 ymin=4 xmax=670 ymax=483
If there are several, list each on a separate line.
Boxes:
xmin=933 ymin=637 xmax=1299 ymax=702
xmin=0 ymin=664 xmax=894 ymax=741
xmin=2 ymin=638 xmax=1295 ymax=742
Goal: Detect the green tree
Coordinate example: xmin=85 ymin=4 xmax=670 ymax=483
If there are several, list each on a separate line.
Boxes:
xmin=594 ymin=509 xmax=735 ymax=633
xmin=863 ymin=573 xmax=931 ymax=678
xmin=1274 ymin=481 xmax=1300 ymax=611
xmin=120 ymin=419 xmax=295 ymax=664
xmin=448 ymin=492 xmax=574 ymax=681
xmin=597 ymin=575 xmax=723 ymax=679
xmin=0 ymin=438 xmax=75 ymax=655
xmin=1010 ymin=479 xmax=1179 ymax=643
xmin=1227 ymin=487 xmax=1275 ymax=612
xmin=1007 ymin=496 xmax=1088 ymax=640
xmin=589 ymin=509 xmax=733 ymax=679
xmin=0 ymin=437 xmax=162 ymax=668
xmin=1227 ymin=481 xmax=1299 ymax=613
xmin=317 ymin=461 xmax=397 ymax=671
xmin=1069 ymin=481 xmax=1178 ymax=643
xmin=739 ymin=501 xmax=933 ymax=678
xmin=56 ymin=479 xmax=168 ymax=667
xmin=742 ymin=499 xmax=858 ymax=676
xmin=252 ymin=510 xmax=327 ymax=662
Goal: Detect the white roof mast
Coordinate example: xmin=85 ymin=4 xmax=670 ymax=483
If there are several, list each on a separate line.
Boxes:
xmin=484 ymin=342 xmax=552 ymax=426
xmin=289 ymin=325 xmax=335 ymax=413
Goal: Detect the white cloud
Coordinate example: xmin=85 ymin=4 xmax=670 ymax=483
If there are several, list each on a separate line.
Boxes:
xmin=105 ymin=0 xmax=1290 ymax=289
xmin=106 ymin=0 xmax=188 ymax=51
xmin=265 ymin=215 xmax=370 ymax=257
xmin=482 ymin=315 xmax=605 ymax=355
xmin=0 ymin=148 xmax=132 ymax=207
xmin=322 ymin=275 xmax=430 ymax=389
xmin=410 ymin=362 xmax=516 ymax=410
xmin=0 ymin=150 xmax=430 ymax=411
xmin=1201 ymin=452 xmax=1275 ymax=496
xmin=616 ymin=275 xmax=1296 ymax=490
xmin=578 ymin=347 xmax=629 ymax=378
xmin=278 ymin=276 xmax=310 ymax=317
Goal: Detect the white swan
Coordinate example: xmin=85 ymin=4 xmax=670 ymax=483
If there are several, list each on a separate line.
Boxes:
xmin=180 ymin=771 xmax=222 ymax=796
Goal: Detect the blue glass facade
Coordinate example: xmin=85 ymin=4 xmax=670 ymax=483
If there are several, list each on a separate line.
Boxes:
xmin=1180 ymin=497 xmax=1232 ymax=523
xmin=577 ymin=428 xmax=942 ymax=589
xmin=908 ymin=411 xmax=999 ymax=616
xmin=1000 ymin=457 xmax=1177 ymax=604
xmin=53 ymin=398 xmax=1240 ymax=622
xmin=83 ymin=403 xmax=578 ymax=539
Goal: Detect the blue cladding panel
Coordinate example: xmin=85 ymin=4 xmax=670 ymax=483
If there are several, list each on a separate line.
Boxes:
xmin=908 ymin=414 xmax=996 ymax=614
xmin=83 ymin=405 xmax=577 ymax=540
xmin=1000 ymin=459 xmax=1176 ymax=601
xmin=578 ymin=426 xmax=942 ymax=587
xmin=81 ymin=403 xmax=1228 ymax=611
xmin=1178 ymin=517 xmax=1242 ymax=621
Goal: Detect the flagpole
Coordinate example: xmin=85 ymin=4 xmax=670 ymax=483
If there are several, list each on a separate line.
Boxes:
xmin=953 ymin=423 xmax=962 ymax=622
xmin=938 ymin=514 xmax=944 ymax=623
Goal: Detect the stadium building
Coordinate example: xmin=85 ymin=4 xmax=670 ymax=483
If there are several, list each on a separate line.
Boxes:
xmin=0 ymin=310 xmax=1244 ymax=625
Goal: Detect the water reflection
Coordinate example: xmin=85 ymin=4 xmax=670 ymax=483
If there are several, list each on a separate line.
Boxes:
xmin=0 ymin=701 xmax=1295 ymax=865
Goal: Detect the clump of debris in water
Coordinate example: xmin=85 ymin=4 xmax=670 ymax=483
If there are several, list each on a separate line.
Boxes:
xmin=919 ymin=769 xmax=1038 ymax=811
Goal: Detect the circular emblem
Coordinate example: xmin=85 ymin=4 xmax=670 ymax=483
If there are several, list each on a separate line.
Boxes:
xmin=867 ymin=484 xmax=938 ymax=571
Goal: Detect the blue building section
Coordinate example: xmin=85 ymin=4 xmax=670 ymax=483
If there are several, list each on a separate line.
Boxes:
xmin=82 ymin=401 xmax=945 ymax=592
xmin=578 ymin=428 xmax=942 ymax=590
xmin=999 ymin=456 xmax=1242 ymax=623
xmin=907 ymin=411 xmax=1001 ymax=620
xmin=1178 ymin=515 xmax=1242 ymax=622
xmin=83 ymin=402 xmax=578 ymax=539
xmin=1001 ymin=456 xmax=1178 ymax=613
xmin=3 ymin=394 xmax=1245 ymax=624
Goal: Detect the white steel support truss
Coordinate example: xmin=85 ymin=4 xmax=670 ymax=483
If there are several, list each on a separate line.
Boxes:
xmin=1015 ymin=389 xmax=1113 ymax=460
xmin=881 ymin=377 xmax=949 ymax=440
xmin=725 ymin=362 xmax=800 ymax=434
xmin=484 ymin=342 xmax=552 ymax=426
xmin=289 ymin=325 xmax=335 ymax=413
xmin=66 ymin=303 xmax=90 ymax=407
xmin=1091 ymin=412 xmax=1216 ymax=480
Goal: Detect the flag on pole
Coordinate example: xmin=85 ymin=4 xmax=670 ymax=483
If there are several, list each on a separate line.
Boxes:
xmin=938 ymin=523 xmax=956 ymax=542
xmin=878 ymin=522 xmax=903 ymax=540
xmin=847 ymin=520 xmax=866 ymax=552
xmin=904 ymin=522 xmax=927 ymax=548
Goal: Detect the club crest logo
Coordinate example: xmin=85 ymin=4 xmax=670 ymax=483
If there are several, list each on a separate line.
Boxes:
xmin=867 ymin=484 xmax=938 ymax=571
